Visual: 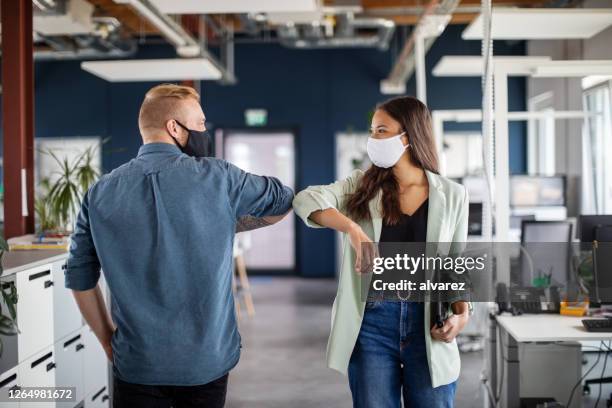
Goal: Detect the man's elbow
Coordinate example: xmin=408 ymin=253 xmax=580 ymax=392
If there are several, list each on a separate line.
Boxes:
xmin=263 ymin=209 xmax=292 ymax=225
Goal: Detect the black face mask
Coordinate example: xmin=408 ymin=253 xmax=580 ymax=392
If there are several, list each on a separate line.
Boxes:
xmin=173 ymin=120 xmax=213 ymax=157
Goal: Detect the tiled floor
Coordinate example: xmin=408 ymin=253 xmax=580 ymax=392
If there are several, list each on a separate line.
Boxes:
xmin=226 ymin=277 xmax=484 ymax=408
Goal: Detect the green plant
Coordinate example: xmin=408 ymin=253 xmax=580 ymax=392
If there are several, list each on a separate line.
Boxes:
xmin=38 ymin=145 xmax=100 ymax=233
xmin=0 ymin=237 xmax=18 ymax=356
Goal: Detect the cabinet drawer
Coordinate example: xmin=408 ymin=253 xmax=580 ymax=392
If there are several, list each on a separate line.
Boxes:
xmin=84 ymin=385 xmax=109 ymax=408
xmin=54 ymin=332 xmax=85 ymax=408
xmin=52 ymin=261 xmax=82 ymax=342
xmin=82 ymin=328 xmax=109 ymax=397
xmin=0 ymin=366 xmax=20 ymax=408
xmin=18 ymin=345 xmax=56 ymax=408
xmin=16 ymin=264 xmax=55 ymax=361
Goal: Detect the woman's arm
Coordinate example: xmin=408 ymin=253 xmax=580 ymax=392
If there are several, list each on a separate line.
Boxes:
xmin=293 ymin=170 xmax=374 ymax=272
xmin=309 ymin=208 xmax=375 ymax=273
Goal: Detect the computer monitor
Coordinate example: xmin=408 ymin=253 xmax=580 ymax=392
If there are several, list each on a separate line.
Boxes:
xmin=468 ymin=202 xmax=483 ymax=236
xmin=578 ymin=215 xmax=612 ymax=243
xmin=510 ymin=176 xmax=565 ymax=207
xmin=519 ymin=220 xmax=572 ymax=288
xmin=591 ymin=224 xmax=612 ymax=304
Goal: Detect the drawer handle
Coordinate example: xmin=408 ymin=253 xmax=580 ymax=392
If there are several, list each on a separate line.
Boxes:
xmin=102 ymin=395 xmax=109 ymax=402
xmin=46 ymin=362 xmax=56 ymax=372
xmin=44 ymin=280 xmax=54 ymax=288
xmin=29 ymin=270 xmax=51 ymax=281
xmin=76 ymin=343 xmax=85 ymax=352
xmin=0 ymin=373 xmax=17 ymax=388
xmin=92 ymin=386 xmax=106 ymax=401
xmin=31 ymin=351 xmax=53 ymax=369
xmin=64 ymin=334 xmax=81 ymax=348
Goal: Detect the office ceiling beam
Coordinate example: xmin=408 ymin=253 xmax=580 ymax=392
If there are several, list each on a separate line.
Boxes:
xmin=1 ymin=0 xmax=35 ymax=238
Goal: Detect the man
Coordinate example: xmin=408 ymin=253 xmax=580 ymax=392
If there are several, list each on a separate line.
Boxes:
xmin=65 ymin=84 xmax=293 ymax=408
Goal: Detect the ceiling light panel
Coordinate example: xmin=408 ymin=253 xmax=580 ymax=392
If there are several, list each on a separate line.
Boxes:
xmin=463 ymin=8 xmax=612 ymax=40
xmin=81 ymin=58 xmax=222 ymax=82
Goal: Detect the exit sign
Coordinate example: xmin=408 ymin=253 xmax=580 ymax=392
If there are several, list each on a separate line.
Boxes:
xmin=245 ymin=109 xmax=267 ymax=126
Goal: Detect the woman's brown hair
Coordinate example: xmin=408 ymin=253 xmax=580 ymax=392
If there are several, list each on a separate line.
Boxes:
xmin=345 ymin=96 xmax=439 ymax=225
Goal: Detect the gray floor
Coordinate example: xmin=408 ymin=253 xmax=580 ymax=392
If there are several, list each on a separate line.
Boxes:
xmin=227 ymin=277 xmax=484 ymax=408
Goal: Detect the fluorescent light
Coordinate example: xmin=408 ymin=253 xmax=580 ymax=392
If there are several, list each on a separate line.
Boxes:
xmin=531 ymin=60 xmax=612 ymax=77
xmin=432 ymin=56 xmax=551 ymax=77
xmin=148 ymin=0 xmax=319 ymax=14
xmin=463 ymin=8 xmax=612 ymax=40
xmin=81 ymin=58 xmax=222 ymax=82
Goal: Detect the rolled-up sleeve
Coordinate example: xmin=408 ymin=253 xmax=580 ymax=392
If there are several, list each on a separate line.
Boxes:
xmin=292 ymin=169 xmax=363 ymax=228
xmin=224 ymin=161 xmax=294 ymax=219
xmin=65 ymin=190 xmax=101 ymax=291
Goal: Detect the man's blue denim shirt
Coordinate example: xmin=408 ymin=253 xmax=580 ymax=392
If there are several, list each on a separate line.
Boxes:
xmin=65 ymin=143 xmax=294 ymax=386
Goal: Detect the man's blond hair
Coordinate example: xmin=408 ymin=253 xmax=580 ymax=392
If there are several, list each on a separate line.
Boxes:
xmin=138 ymin=84 xmax=200 ymax=136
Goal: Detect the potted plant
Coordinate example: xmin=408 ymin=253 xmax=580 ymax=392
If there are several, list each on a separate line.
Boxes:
xmin=0 ymin=237 xmax=18 ymax=356
xmin=36 ymin=145 xmax=100 ymax=235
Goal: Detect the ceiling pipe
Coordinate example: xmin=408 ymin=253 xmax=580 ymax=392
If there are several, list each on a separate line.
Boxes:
xmin=380 ymin=0 xmax=460 ymax=95
xmin=113 ymin=0 xmax=236 ymax=84
xmin=277 ymin=13 xmax=395 ymax=51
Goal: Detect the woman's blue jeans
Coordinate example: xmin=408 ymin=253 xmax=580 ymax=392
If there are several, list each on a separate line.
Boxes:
xmin=348 ymin=301 xmax=456 ymax=408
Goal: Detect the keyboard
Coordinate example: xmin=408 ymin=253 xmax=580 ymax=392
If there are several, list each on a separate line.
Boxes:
xmin=582 ymin=318 xmax=612 ymax=332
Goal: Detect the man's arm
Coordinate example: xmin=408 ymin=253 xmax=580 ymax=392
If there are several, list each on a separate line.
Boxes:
xmin=72 ymin=286 xmax=115 ymax=361
xmin=235 ymin=212 xmax=290 ymax=233
xmin=224 ymin=161 xmax=294 ymax=220
xmin=65 ymin=189 xmax=114 ymax=360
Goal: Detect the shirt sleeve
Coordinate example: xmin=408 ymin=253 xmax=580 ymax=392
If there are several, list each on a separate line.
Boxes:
xmin=224 ymin=160 xmax=294 ymax=219
xmin=65 ymin=190 xmax=101 ymax=291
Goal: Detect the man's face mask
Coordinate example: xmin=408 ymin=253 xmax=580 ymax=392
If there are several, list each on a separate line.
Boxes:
xmin=172 ymin=120 xmax=213 ymax=157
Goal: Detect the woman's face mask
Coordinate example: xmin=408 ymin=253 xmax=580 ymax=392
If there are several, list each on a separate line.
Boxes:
xmin=366 ymin=132 xmax=408 ymax=168
xmin=172 ymin=120 xmax=213 ymax=157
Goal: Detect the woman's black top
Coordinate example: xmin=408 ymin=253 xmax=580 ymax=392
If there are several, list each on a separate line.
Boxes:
xmin=380 ymin=199 xmax=428 ymax=243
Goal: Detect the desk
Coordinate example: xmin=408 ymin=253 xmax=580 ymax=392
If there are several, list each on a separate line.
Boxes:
xmin=492 ymin=314 xmax=612 ymax=408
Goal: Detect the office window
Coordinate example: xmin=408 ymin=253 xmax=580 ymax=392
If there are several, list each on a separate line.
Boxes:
xmin=528 ymin=92 xmax=555 ymax=176
xmin=583 ymin=82 xmax=612 ymax=214
xmin=443 ymin=132 xmax=483 ymax=178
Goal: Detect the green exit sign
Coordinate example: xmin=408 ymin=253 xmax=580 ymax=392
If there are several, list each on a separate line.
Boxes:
xmin=245 ymin=109 xmax=267 ymax=126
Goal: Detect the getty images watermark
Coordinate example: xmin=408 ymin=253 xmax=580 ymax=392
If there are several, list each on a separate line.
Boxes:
xmin=356 ymin=241 xmax=612 ymax=303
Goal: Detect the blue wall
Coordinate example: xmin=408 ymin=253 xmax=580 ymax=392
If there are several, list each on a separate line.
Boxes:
xmin=31 ymin=25 xmax=526 ymax=277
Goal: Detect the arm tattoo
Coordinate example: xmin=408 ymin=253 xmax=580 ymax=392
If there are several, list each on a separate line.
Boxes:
xmin=236 ymin=215 xmax=272 ymax=233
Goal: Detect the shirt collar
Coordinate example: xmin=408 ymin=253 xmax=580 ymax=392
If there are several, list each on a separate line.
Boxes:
xmin=137 ymin=142 xmax=182 ymax=157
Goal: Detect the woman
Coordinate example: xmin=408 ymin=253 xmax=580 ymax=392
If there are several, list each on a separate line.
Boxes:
xmin=292 ymin=96 xmax=470 ymax=407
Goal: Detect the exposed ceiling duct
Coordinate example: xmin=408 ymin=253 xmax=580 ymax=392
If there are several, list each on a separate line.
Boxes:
xmin=380 ymin=0 xmax=460 ymax=94
xmin=113 ymin=0 xmax=236 ymax=84
xmin=277 ymin=12 xmax=395 ymax=50
xmin=32 ymin=0 xmax=136 ymax=60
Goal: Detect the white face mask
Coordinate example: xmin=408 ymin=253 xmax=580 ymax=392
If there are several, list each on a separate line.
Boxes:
xmin=366 ymin=132 xmax=407 ymax=168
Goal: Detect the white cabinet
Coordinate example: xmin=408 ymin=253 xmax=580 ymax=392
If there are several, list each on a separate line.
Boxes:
xmin=0 ymin=366 xmax=20 ymax=408
xmin=18 ymin=345 xmax=56 ymax=408
xmin=84 ymin=385 xmax=110 ymax=408
xmin=52 ymin=261 xmax=82 ymax=342
xmin=82 ymin=327 xmax=108 ymax=398
xmin=16 ymin=264 xmax=55 ymax=360
xmin=54 ymin=331 xmax=85 ymax=408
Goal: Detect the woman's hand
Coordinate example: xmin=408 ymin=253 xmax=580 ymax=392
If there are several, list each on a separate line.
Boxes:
xmin=347 ymin=223 xmax=376 ymax=273
xmin=430 ymin=302 xmax=470 ymax=343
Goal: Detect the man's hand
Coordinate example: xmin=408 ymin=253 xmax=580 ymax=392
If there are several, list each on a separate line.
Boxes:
xmin=430 ymin=302 xmax=469 ymax=343
xmin=103 ymin=342 xmax=113 ymax=362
